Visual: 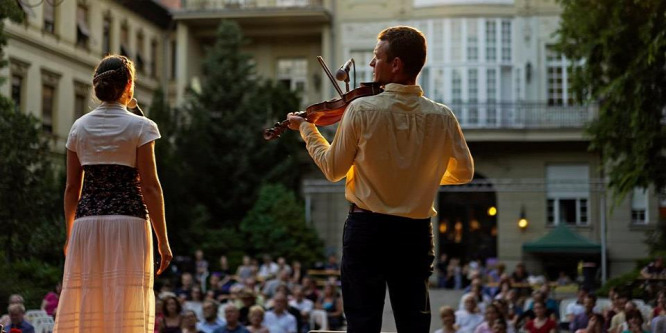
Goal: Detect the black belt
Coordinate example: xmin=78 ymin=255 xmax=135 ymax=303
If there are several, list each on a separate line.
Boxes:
xmin=349 ymin=203 xmax=373 ymax=214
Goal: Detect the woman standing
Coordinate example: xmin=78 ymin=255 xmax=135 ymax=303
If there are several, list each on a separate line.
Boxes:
xmin=54 ymin=55 xmax=172 ymax=333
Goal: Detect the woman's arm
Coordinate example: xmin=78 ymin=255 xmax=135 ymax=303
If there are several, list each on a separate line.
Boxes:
xmin=137 ymin=141 xmax=172 ymax=275
xmin=63 ymin=150 xmax=83 ymax=255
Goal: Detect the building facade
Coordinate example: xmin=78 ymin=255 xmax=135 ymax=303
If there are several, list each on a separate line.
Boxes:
xmin=0 ymin=0 xmax=172 ymax=150
xmin=2 ymin=0 xmax=662 ymax=280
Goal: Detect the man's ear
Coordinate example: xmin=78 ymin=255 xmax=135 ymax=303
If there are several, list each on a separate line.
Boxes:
xmin=391 ymin=57 xmax=403 ymax=74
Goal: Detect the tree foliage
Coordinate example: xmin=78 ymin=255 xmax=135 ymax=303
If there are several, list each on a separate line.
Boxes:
xmin=150 ymin=20 xmax=312 ymax=262
xmin=240 ymin=184 xmax=324 ymax=267
xmin=555 ymin=0 xmax=666 ymax=201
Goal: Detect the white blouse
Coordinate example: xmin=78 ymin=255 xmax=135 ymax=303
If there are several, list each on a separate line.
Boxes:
xmin=66 ymin=102 xmax=161 ymax=167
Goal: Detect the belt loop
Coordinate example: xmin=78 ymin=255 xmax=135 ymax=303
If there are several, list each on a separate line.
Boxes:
xmin=349 ymin=202 xmax=356 ymax=213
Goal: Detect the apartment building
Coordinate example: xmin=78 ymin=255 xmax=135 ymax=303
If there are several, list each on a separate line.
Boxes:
xmin=2 ymin=0 xmax=661 ymax=280
xmin=0 ymin=0 xmax=172 ymax=149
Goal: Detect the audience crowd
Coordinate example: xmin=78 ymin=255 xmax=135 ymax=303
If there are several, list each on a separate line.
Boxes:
xmin=3 ymin=253 xmax=665 ymax=333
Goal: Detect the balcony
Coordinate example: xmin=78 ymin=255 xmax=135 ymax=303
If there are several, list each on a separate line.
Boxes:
xmin=174 ymin=0 xmax=331 ymax=39
xmin=446 ymin=103 xmax=598 ymax=142
xmin=448 ymin=102 xmax=597 ymax=129
xmin=180 ymin=0 xmax=324 ymax=10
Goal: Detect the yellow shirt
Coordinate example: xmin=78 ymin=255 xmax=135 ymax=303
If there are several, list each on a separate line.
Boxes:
xmin=299 ymin=83 xmax=474 ymax=219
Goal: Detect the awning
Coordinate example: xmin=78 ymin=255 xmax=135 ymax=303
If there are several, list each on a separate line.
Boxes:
xmin=522 ymin=224 xmax=601 ymax=254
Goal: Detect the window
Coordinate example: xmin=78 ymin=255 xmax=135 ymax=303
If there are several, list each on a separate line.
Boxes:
xmin=468 ymin=68 xmax=478 ymax=124
xmin=136 ymin=32 xmax=145 ymax=73
xmin=277 ymin=58 xmax=308 ymax=105
xmin=631 ymin=187 xmax=648 ymax=225
xmin=76 ymin=5 xmax=90 ymax=48
xmin=74 ymin=82 xmax=89 ymax=120
xmin=151 ymin=40 xmax=158 ymax=78
xmin=486 ymin=21 xmax=497 ymax=62
xmin=74 ymin=94 xmax=86 ymax=119
xmin=501 ymin=20 xmax=511 ymax=61
xmin=451 ymin=69 xmax=462 ymax=103
xmin=546 ymin=45 xmax=573 ymax=106
xmin=120 ymin=24 xmax=130 ymax=57
xmin=486 ymin=69 xmax=497 ymax=125
xmin=42 ymin=85 xmax=55 ymax=133
xmin=451 ymin=20 xmax=462 ymax=62
xmin=103 ymin=16 xmax=112 ymax=55
xmin=546 ymin=164 xmax=590 ymax=226
xmin=467 ymin=20 xmax=478 ymax=62
xmin=43 ymin=1 xmax=55 ymax=34
xmin=171 ymin=40 xmax=177 ymax=80
xmin=11 ymin=75 xmax=22 ymax=113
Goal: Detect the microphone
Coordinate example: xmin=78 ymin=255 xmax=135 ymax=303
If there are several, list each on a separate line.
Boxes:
xmin=335 ymin=58 xmax=354 ymax=81
xmin=127 ymin=98 xmax=145 ymax=117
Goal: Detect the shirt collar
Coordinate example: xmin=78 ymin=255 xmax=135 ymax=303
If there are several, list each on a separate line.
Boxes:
xmin=383 ymin=83 xmax=423 ymax=96
xmin=99 ymin=101 xmax=128 ymax=112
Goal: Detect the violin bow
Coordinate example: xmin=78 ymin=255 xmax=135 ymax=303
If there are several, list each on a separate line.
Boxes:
xmin=317 ymin=56 xmax=345 ymax=99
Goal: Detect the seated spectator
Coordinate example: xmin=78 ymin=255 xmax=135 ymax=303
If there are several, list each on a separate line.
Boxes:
xmin=236 ymin=256 xmax=255 ymax=281
xmin=539 ymin=284 xmax=559 ymax=319
xmin=511 ymin=263 xmax=531 ymax=297
xmin=301 ymin=276 xmax=320 ymax=304
xmin=247 ymin=305 xmax=269 ymax=333
xmin=494 ymin=279 xmax=512 ymax=301
xmin=652 ymin=313 xmax=666 ymax=333
xmin=262 ymin=270 xmax=292 ymax=300
xmin=475 ymin=304 xmax=504 ymax=333
xmin=184 ymin=286 xmax=205 ymax=322
xmin=570 ymin=294 xmax=599 ymax=333
xmin=6 ymin=303 xmax=35 ymax=333
xmin=41 ymin=281 xmax=61 ymax=317
xmin=258 ymin=255 xmax=279 ymax=281
xmin=264 ymin=292 xmax=297 ymax=333
xmin=460 ymin=279 xmax=492 ymax=314
xmin=611 ymin=300 xmax=638 ymax=333
xmin=197 ymin=300 xmax=226 ymax=333
xmin=290 ymin=261 xmax=303 ymax=285
xmin=238 ymin=289 xmax=258 ymax=326
xmin=195 ymin=249 xmax=210 ymax=285
xmin=653 ymin=290 xmax=666 ymax=319
xmin=276 ymin=257 xmax=292 ymax=276
xmin=289 ymin=285 xmax=313 ymax=332
xmin=558 ymin=271 xmax=573 ymax=286
xmin=159 ymin=295 xmax=184 ymax=333
xmin=575 ymin=313 xmax=604 ymax=333
xmin=315 ymin=283 xmax=344 ymax=330
xmin=183 ymin=309 xmax=204 ymax=333
xmin=522 ymin=291 xmax=557 ymax=322
xmin=488 ymin=263 xmax=507 ymax=284
xmin=505 ymin=289 xmax=524 ymax=321
xmin=567 ymin=287 xmax=591 ymax=323
xmin=177 ymin=272 xmax=196 ymax=301
xmin=0 ymin=294 xmax=24 ymax=328
xmin=641 ymin=258 xmax=665 ymax=279
xmin=456 ymin=295 xmax=484 ymax=333
xmin=324 ymin=255 xmax=339 ymax=271
xmin=435 ymin=305 xmax=457 ymax=333
xmin=605 ymin=292 xmax=623 ymax=332
xmin=214 ymin=304 xmax=249 ymax=333
xmin=623 ymin=309 xmax=648 ymax=333
xmin=493 ymin=318 xmax=509 ymax=333
xmin=525 ymin=301 xmax=557 ymax=333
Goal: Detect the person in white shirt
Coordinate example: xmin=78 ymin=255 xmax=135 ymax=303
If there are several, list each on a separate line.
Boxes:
xmin=435 ymin=306 xmax=458 ymax=333
xmin=258 ymin=255 xmax=280 ymax=280
xmin=289 ymin=286 xmax=314 ymax=322
xmin=264 ymin=292 xmax=297 ymax=333
xmin=456 ymin=295 xmax=484 ymax=333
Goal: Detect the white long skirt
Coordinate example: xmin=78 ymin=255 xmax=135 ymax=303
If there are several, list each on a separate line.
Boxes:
xmin=54 ymin=215 xmax=155 ymax=333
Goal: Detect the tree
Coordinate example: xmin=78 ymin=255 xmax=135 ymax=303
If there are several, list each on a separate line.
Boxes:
xmin=554 ymin=0 xmax=666 ymax=201
xmin=151 ymin=20 xmax=311 ymax=261
xmin=0 ymin=1 xmax=63 ymax=310
xmin=240 ymin=183 xmax=324 ymax=267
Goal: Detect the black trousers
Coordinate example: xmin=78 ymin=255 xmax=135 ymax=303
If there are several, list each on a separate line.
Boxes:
xmin=341 ymin=211 xmax=435 ymax=333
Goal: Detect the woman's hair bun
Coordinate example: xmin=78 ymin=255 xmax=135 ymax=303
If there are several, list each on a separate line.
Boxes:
xmin=92 ymin=55 xmax=135 ymax=102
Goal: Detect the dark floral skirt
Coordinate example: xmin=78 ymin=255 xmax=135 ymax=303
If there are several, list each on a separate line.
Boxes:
xmin=75 ymin=164 xmax=148 ymax=219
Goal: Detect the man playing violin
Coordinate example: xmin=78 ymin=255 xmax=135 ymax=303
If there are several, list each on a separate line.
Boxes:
xmin=287 ymin=26 xmax=474 ymax=333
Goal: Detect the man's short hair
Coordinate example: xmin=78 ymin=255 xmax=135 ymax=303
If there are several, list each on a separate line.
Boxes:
xmin=7 ymin=303 xmax=25 ymax=314
xmin=377 ymin=26 xmax=427 ymax=79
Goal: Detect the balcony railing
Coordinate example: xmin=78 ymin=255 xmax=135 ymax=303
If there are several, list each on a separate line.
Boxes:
xmin=446 ymin=103 xmax=598 ymax=129
xmin=180 ymin=0 xmax=324 ymax=10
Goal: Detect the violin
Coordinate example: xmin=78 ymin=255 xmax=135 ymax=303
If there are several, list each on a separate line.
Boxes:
xmin=263 ymin=57 xmax=383 ymax=141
